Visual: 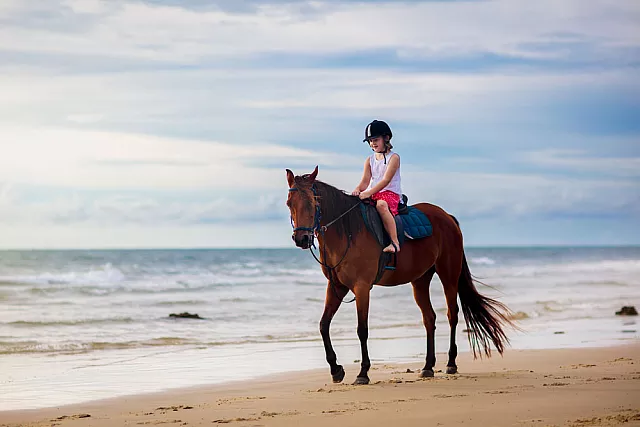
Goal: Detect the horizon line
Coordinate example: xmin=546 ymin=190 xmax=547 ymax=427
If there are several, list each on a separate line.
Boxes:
xmin=1 ymin=244 xmax=639 ymax=251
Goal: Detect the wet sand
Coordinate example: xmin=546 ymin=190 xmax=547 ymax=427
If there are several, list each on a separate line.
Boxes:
xmin=2 ymin=343 xmax=639 ymax=427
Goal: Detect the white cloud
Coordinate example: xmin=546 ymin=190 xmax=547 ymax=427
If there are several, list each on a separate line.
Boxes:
xmin=1 ymin=0 xmax=637 ymax=150
xmin=525 ymin=149 xmax=640 ymax=178
xmin=63 ymin=0 xmax=112 ymax=15
xmin=1 ymin=162 xmax=638 ymax=249
xmin=1 ymin=165 xmax=637 ymax=231
xmin=0 ymin=221 xmax=293 ymax=249
xmin=0 ymin=182 xmax=19 ymax=223
xmin=315 ymin=165 xmax=638 ymax=219
xmin=66 ymin=114 xmax=105 ymax=124
xmin=0 ymin=126 xmax=358 ymax=189
xmin=1 ymin=64 xmax=635 ymax=141
xmin=400 ymin=169 xmax=640 ymax=218
xmin=1 ymin=0 xmax=638 ymax=62
xmin=0 ymin=192 xmax=288 ymax=226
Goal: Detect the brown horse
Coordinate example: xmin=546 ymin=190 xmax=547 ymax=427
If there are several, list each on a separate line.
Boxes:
xmin=286 ymin=166 xmax=515 ymax=385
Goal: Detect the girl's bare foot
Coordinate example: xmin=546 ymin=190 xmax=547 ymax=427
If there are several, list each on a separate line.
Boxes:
xmin=383 ymin=242 xmax=399 ymax=253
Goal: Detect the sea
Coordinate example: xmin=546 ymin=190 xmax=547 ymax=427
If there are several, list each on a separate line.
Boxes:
xmin=1 ymin=247 xmax=638 ymax=410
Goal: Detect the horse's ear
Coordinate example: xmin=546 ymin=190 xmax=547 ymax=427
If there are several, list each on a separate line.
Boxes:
xmin=308 ymin=165 xmax=318 ymax=182
xmin=286 ymin=169 xmax=295 ymax=187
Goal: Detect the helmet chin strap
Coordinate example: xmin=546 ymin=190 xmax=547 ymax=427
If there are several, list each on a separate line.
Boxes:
xmin=371 ymin=145 xmax=389 ymax=164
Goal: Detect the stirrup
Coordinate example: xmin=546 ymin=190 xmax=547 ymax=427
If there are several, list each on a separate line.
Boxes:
xmin=383 ymin=242 xmax=398 ymax=270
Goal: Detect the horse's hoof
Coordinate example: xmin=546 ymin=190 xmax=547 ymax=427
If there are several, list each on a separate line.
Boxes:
xmin=332 ymin=366 xmax=345 ymax=383
xmin=420 ymin=369 xmax=434 ymax=378
xmin=446 ymin=366 xmax=458 ymax=375
xmin=353 ymin=376 xmax=370 ymax=385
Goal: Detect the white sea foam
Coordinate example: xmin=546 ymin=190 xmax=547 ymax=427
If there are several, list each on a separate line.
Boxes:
xmin=469 ymin=256 xmax=496 ymax=265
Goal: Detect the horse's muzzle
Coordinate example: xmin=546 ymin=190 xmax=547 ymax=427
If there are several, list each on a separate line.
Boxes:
xmin=292 ymin=232 xmax=312 ymax=249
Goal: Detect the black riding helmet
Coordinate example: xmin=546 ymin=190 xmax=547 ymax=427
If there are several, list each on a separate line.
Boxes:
xmin=363 ymin=120 xmax=392 ymax=142
xmin=363 ymin=120 xmax=394 ymax=164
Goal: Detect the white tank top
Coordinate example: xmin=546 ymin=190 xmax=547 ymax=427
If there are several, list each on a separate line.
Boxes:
xmin=368 ymin=150 xmax=402 ymax=196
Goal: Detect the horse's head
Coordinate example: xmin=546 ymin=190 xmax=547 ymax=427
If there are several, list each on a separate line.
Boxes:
xmin=286 ymin=166 xmax=319 ymax=249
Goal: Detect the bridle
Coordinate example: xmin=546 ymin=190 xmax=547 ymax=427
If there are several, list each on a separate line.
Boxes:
xmin=288 ymin=183 xmax=362 ymax=303
xmin=289 ymin=185 xmax=322 ymax=238
xmin=288 ymin=183 xmax=361 ymax=245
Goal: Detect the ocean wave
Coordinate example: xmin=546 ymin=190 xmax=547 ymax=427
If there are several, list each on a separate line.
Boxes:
xmin=368 ymin=322 xmax=422 ymax=330
xmin=219 ymin=297 xmax=250 ymax=303
xmin=0 ymin=327 xmax=343 ymax=355
xmin=0 ymin=263 xmax=125 ymax=286
xmin=22 ymin=282 xmax=250 ymax=298
xmin=470 ymin=257 xmax=496 ymax=265
xmin=0 ymin=334 xmax=323 ymax=355
xmin=272 ymin=268 xmax=323 ymax=277
xmin=0 ymin=280 xmax=28 ymax=287
xmin=0 ymin=337 xmax=195 ymax=355
xmin=153 ymin=300 xmax=210 ymax=306
xmin=0 ymin=329 xmax=441 ymax=355
xmin=294 ymin=279 xmax=324 ymax=286
xmin=510 ymin=259 xmax=640 ymax=278
xmin=576 ymin=280 xmax=630 ymax=287
xmin=13 ymin=275 xmax=329 ymax=299
xmin=5 ymin=317 xmax=135 ymax=327
xmin=0 ymin=264 xmax=324 ymax=298
xmin=508 ymin=311 xmax=530 ymax=320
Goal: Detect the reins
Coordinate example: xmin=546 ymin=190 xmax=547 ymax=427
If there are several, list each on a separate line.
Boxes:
xmin=289 ymin=184 xmax=361 ymax=304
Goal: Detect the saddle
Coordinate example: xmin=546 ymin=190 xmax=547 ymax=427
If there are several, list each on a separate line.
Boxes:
xmin=360 ymin=194 xmax=433 ymax=284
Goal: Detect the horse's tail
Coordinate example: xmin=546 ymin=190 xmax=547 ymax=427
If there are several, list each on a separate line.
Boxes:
xmin=452 ymin=216 xmax=515 ymax=358
xmin=458 ymin=252 xmax=514 ymax=358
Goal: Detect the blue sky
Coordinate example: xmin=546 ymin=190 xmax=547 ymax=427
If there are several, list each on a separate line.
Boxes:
xmin=0 ymin=0 xmax=638 ymax=249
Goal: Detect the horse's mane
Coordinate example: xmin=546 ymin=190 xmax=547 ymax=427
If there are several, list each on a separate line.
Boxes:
xmin=314 ymin=180 xmax=364 ymax=239
xmin=293 ymin=175 xmax=364 ymax=240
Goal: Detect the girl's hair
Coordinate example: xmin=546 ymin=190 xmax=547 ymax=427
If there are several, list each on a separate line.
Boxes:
xmin=385 ymin=135 xmax=393 ymax=150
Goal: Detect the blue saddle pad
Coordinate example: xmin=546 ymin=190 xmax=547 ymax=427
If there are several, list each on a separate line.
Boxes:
xmin=400 ymin=206 xmax=432 ymax=240
xmin=360 ymin=202 xmax=433 ymax=278
xmin=360 ymin=203 xmax=432 ymax=248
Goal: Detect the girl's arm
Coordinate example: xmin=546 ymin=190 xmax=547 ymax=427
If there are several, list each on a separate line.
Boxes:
xmin=360 ymin=154 xmax=399 ymax=197
xmin=352 ymin=157 xmax=372 ymax=195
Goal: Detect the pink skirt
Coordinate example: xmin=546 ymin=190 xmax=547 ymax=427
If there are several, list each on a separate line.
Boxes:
xmin=371 ymin=190 xmax=400 ymax=215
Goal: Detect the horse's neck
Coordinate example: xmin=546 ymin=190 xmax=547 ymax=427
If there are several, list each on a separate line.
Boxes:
xmin=316 ymin=188 xmax=358 ymax=227
xmin=316 ymin=229 xmax=348 ymax=263
xmin=314 ymin=184 xmax=363 ymax=259
xmin=317 ymin=208 xmax=359 ymax=261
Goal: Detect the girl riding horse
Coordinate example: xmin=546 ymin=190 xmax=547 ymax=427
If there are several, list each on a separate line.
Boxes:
xmin=286 ymin=165 xmax=514 ymax=385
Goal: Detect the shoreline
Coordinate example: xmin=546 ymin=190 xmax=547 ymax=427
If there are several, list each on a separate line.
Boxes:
xmin=2 ymin=342 xmax=639 ymax=427
xmin=1 ymin=332 xmax=634 ymax=412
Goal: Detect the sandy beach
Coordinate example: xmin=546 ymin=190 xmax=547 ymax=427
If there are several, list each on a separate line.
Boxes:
xmin=2 ymin=342 xmax=638 ymax=427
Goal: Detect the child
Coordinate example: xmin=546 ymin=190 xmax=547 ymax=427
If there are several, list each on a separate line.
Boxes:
xmin=351 ymin=120 xmax=402 ymax=253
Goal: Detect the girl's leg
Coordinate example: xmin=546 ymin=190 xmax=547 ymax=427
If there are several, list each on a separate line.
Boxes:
xmin=375 ymin=200 xmax=400 ymax=253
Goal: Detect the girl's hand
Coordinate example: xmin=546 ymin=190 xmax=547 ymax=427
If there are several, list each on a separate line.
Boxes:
xmin=351 ymin=189 xmax=361 ymax=196
xmin=359 ymin=191 xmax=372 ymax=200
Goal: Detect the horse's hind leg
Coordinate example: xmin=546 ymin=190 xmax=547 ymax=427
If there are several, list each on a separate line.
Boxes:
xmin=411 ymin=266 xmax=437 ymax=377
xmin=436 ymin=254 xmax=463 ymax=375
xmin=320 ymin=281 xmax=349 ymax=383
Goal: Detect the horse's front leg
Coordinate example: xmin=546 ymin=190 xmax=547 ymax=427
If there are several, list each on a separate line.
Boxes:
xmin=320 ymin=280 xmax=349 ymax=383
xmin=353 ymin=282 xmax=371 ymax=385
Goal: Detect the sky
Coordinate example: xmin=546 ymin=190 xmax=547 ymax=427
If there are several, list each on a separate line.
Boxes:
xmin=0 ymin=0 xmax=638 ymax=249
